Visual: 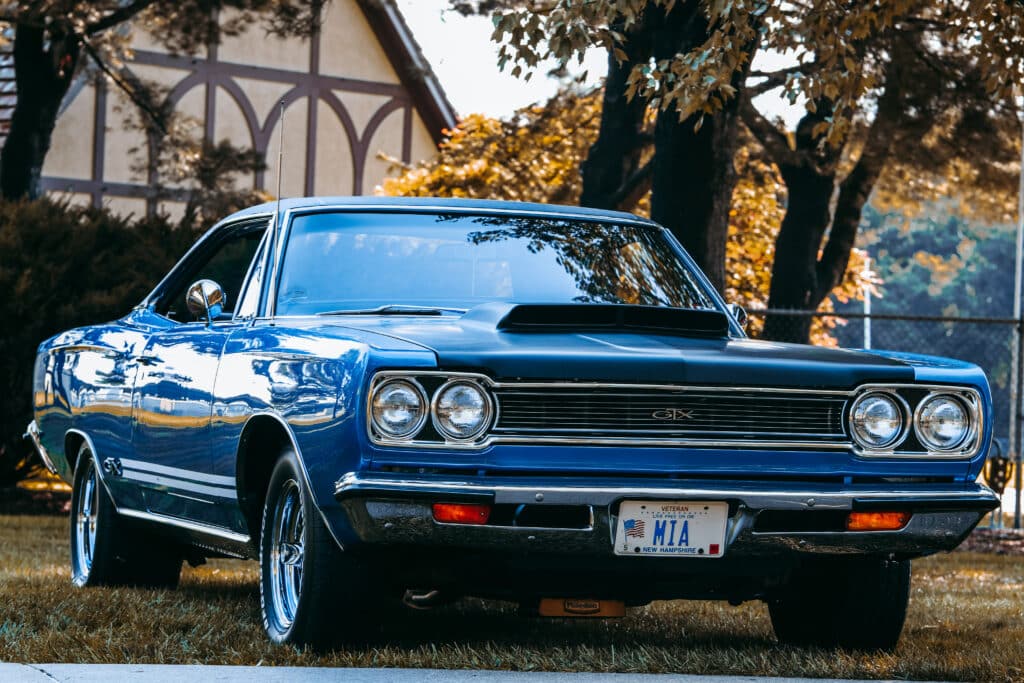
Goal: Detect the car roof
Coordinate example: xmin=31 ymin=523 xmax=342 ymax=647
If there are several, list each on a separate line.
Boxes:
xmin=222 ymin=196 xmax=660 ymax=227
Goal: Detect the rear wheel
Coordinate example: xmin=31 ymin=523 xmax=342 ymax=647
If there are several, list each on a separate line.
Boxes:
xmin=259 ymin=449 xmax=379 ymax=649
xmin=69 ymin=444 xmax=182 ymax=588
xmin=769 ymin=557 xmax=911 ymax=650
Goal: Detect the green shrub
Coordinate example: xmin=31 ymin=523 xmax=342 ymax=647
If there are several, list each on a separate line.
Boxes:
xmin=0 ymin=199 xmax=197 ymax=482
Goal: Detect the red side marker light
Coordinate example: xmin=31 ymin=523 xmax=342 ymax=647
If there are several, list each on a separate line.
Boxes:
xmin=432 ymin=503 xmax=491 ymax=525
xmin=846 ymin=511 xmax=910 ymax=531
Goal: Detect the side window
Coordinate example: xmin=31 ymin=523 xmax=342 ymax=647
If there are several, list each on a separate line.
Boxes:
xmin=234 ymin=235 xmax=268 ymax=319
xmin=159 ymin=221 xmax=268 ymax=323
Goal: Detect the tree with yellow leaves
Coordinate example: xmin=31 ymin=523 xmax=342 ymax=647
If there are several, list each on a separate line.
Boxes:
xmin=379 ymin=87 xmax=876 ymax=346
xmin=458 ymin=1 xmax=1023 ymax=343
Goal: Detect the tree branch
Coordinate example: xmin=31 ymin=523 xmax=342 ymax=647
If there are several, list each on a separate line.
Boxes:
xmin=81 ymin=41 xmax=169 ymax=136
xmin=895 ymin=16 xmax=949 ymax=33
xmin=608 ymin=159 xmax=653 ymax=211
xmin=748 ymin=66 xmax=803 ymax=79
xmin=740 ymin=98 xmax=796 ymax=167
xmin=86 ymin=0 xmax=158 ymax=36
xmin=747 ymin=60 xmax=822 ymax=96
xmin=748 ymin=76 xmax=787 ymax=96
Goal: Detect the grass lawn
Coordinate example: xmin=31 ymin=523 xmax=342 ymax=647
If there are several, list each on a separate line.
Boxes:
xmin=0 ymin=515 xmax=1022 ymax=681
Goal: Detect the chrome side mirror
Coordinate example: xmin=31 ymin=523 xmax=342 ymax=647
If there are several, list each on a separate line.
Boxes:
xmin=726 ymin=303 xmax=748 ymax=330
xmin=186 ymin=279 xmax=227 ymax=324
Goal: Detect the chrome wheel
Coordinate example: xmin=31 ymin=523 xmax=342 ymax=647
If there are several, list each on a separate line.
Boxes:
xmin=74 ymin=458 xmax=99 ymax=579
xmin=260 ymin=450 xmax=375 ymax=649
xmin=269 ymin=479 xmax=304 ymax=631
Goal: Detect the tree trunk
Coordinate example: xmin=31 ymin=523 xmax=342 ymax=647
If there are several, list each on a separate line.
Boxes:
xmin=646 ymin=2 xmax=751 ymax=293
xmin=761 ymin=78 xmax=901 ymax=344
xmin=761 ymin=164 xmax=836 ymax=342
xmin=650 ymin=105 xmax=743 ymax=293
xmin=814 ymin=114 xmax=898 ymax=306
xmin=1 ymin=22 xmax=80 ymax=200
xmin=579 ymin=26 xmax=652 ymax=211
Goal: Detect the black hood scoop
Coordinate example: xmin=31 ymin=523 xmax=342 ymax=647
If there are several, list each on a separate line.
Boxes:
xmin=488 ymin=304 xmax=730 ymax=338
xmin=322 ymin=301 xmax=914 ymax=386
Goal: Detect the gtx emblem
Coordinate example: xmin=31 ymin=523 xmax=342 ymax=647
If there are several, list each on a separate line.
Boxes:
xmin=652 ymin=408 xmax=694 ymax=420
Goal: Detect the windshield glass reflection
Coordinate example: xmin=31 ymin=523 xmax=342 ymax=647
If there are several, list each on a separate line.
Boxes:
xmin=275 ymin=212 xmax=715 ymax=316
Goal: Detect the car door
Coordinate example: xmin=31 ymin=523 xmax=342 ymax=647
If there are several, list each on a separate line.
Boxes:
xmin=127 ymin=221 xmax=268 ymax=526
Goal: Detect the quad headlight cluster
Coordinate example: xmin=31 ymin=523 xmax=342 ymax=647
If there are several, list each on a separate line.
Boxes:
xmin=849 ymin=386 xmax=980 ymax=457
xmin=369 ymin=373 xmax=494 ymax=444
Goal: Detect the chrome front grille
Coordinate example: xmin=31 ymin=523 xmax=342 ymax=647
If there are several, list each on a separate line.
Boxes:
xmin=492 ymin=386 xmax=848 ymax=443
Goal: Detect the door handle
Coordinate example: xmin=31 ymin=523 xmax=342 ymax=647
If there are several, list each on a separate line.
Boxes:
xmin=133 ymin=355 xmax=158 ymax=366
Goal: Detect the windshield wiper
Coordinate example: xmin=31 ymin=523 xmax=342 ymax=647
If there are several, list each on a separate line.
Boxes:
xmin=317 ymin=304 xmax=468 ymax=316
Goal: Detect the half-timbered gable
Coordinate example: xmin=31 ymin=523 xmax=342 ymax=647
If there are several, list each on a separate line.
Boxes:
xmin=35 ymin=1 xmax=455 ymax=218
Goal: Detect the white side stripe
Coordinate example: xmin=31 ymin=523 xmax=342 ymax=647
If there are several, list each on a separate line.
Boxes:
xmin=119 ymin=459 xmax=235 ymax=486
xmin=122 ymin=470 xmax=237 ymax=500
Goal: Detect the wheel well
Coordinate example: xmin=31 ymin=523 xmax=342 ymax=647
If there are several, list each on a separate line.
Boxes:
xmin=64 ymin=432 xmax=85 ymax=473
xmin=236 ymin=416 xmax=291 ymax=539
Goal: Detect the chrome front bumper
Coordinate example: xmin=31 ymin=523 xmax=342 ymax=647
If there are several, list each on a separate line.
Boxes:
xmin=334 ymin=472 xmax=998 ymax=558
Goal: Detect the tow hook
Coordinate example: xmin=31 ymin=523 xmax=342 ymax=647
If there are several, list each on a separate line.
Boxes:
xmin=402 ymin=589 xmax=450 ymax=610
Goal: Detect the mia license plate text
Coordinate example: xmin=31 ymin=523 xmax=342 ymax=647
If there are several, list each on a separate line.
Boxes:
xmin=614 ymin=501 xmax=728 ymax=558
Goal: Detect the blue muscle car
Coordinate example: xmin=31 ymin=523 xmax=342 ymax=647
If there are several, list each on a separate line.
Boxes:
xmin=28 ymin=197 xmax=997 ymax=650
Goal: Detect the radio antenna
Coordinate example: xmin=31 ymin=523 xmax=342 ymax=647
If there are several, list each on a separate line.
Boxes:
xmin=269 ymin=100 xmax=286 ymax=322
xmin=275 ymin=99 xmax=285 ymax=213
xmin=274 ymin=99 xmax=285 ymax=241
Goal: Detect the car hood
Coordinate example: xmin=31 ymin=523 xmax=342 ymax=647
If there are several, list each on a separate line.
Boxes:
xmin=318 ymin=303 xmax=915 ymax=390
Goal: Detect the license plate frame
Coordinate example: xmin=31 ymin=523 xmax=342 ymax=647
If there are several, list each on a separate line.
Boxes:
xmin=614 ymin=500 xmax=728 ymax=558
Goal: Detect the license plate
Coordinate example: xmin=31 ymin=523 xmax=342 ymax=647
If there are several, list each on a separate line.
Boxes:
xmin=614 ymin=501 xmax=728 ymax=558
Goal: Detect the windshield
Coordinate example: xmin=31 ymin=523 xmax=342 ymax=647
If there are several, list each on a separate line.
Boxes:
xmin=274 ymin=211 xmax=717 ymax=316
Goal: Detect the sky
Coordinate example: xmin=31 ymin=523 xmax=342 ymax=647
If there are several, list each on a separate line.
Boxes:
xmin=395 ymin=0 xmax=606 ymax=117
xmin=395 ymin=0 xmax=804 ymax=128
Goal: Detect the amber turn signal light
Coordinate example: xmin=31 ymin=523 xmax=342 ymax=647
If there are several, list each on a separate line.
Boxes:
xmin=846 ymin=511 xmax=910 ymax=531
xmin=432 ymin=502 xmax=491 ymax=525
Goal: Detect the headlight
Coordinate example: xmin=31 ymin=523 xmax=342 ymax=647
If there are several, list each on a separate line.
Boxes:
xmin=850 ymin=392 xmax=904 ymax=449
xmin=915 ymin=394 xmax=970 ymax=451
xmin=370 ymin=379 xmax=427 ymax=439
xmin=432 ymin=380 xmax=492 ymax=441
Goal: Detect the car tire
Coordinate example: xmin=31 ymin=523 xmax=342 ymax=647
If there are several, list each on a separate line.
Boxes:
xmin=259 ymin=448 xmax=375 ymax=650
xmin=70 ymin=443 xmax=182 ymax=589
xmin=769 ymin=557 xmax=911 ymax=651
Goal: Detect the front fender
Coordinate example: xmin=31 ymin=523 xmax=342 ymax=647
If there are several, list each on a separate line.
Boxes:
xmin=213 ymin=322 xmax=437 ymax=542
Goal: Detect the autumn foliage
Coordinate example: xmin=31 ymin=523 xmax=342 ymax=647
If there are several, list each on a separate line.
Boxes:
xmin=378 ymin=89 xmax=875 ymax=346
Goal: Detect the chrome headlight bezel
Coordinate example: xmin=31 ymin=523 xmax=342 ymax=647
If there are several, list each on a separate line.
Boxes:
xmin=366 ymin=371 xmax=497 ymax=447
xmin=848 ymin=391 xmax=908 ymax=451
xmin=850 ymin=384 xmax=983 ymax=459
xmin=913 ymin=392 xmax=974 ymax=453
xmin=369 ymin=377 xmax=428 ymax=440
xmin=431 ymin=379 xmax=494 ymax=442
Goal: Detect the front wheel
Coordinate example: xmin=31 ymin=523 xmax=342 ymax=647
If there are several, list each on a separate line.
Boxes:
xmin=768 ymin=557 xmax=911 ymax=651
xmin=69 ymin=444 xmax=182 ymax=588
xmin=259 ymin=449 xmax=379 ymax=649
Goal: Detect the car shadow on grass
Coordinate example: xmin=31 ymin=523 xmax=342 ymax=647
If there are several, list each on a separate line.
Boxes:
xmin=348 ymin=599 xmax=777 ymax=652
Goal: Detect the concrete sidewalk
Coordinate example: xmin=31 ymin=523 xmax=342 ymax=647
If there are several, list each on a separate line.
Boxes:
xmin=0 ymin=663 xmax=948 ymax=683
